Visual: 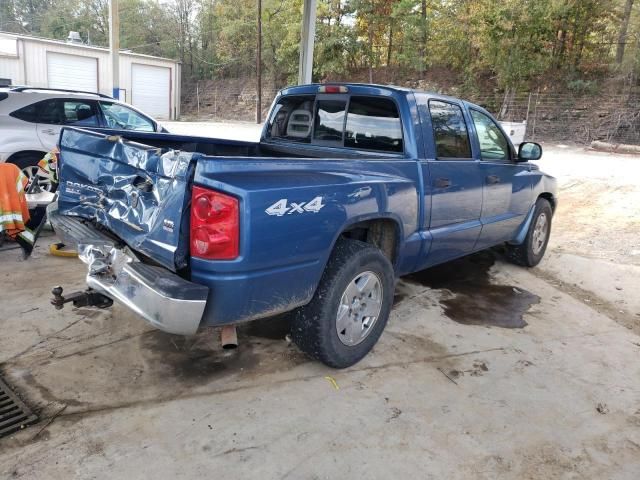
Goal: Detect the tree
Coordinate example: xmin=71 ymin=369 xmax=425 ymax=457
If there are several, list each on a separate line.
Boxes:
xmin=1 ymin=0 xmax=637 ymax=96
xmin=616 ymin=0 xmax=635 ymax=63
xmin=0 ymin=0 xmax=20 ymax=33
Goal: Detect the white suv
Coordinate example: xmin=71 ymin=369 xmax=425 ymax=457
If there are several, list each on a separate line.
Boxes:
xmin=0 ymin=87 xmax=165 ymax=190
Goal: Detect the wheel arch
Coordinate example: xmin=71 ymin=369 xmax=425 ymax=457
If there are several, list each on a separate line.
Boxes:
xmin=335 ymin=215 xmax=403 ymax=270
xmin=6 ymin=150 xmax=47 ymax=167
xmin=538 ymin=192 xmax=556 ymax=212
xmin=511 ymin=194 xmax=555 ymax=246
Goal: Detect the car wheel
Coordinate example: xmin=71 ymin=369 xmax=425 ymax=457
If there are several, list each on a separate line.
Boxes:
xmin=506 ymin=198 xmax=553 ymax=267
xmin=8 ymin=152 xmax=55 ymax=193
xmin=291 ymin=238 xmax=395 ymax=368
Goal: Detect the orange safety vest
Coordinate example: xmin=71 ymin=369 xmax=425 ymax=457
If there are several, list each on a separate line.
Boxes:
xmin=0 ymin=163 xmax=31 ymax=240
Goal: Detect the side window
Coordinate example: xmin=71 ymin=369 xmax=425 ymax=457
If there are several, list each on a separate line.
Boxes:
xmin=345 ymin=97 xmax=403 ymax=153
xmin=99 ymin=102 xmax=155 ymax=132
xmin=37 ymin=99 xmax=64 ymax=124
xmin=267 ymin=95 xmax=315 ymax=143
xmin=470 ymin=109 xmax=510 ymax=161
xmin=428 ymin=100 xmax=472 ymax=159
xmin=10 ymin=103 xmax=39 ymax=123
xmin=62 ymin=100 xmax=99 ymax=126
xmin=36 ymin=99 xmax=99 ymax=126
xmin=313 ymin=99 xmax=346 ymax=142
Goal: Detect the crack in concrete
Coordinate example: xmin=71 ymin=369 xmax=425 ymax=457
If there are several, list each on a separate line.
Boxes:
xmin=0 ymin=318 xmax=84 ymax=365
xmin=52 ymin=331 xmax=151 ymax=360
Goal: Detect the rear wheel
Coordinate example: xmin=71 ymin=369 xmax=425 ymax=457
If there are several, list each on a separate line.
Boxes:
xmin=291 ymin=238 xmax=395 ymax=368
xmin=8 ymin=151 xmax=54 ymax=192
xmin=506 ymin=198 xmax=553 ymax=267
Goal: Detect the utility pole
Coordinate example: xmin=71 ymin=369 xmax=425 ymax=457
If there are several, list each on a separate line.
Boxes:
xmin=298 ymin=0 xmax=317 ymax=84
xmin=256 ymin=0 xmax=262 ymax=123
xmin=109 ymin=0 xmax=120 ymax=99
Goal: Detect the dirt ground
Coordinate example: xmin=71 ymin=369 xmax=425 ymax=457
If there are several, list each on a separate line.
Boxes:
xmin=0 ymin=132 xmax=639 ymax=479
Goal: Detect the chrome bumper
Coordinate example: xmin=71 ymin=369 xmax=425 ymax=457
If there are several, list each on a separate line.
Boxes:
xmin=47 ymin=203 xmax=208 ymax=335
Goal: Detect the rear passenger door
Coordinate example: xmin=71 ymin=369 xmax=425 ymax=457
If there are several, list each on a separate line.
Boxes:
xmin=468 ymin=108 xmax=533 ymax=249
xmin=416 ymin=97 xmax=483 ymax=268
xmin=36 ymin=98 xmax=100 ymax=151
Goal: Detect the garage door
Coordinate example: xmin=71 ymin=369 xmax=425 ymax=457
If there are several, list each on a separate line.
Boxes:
xmin=47 ymin=52 xmax=98 ymax=92
xmin=131 ymin=64 xmax=170 ymax=120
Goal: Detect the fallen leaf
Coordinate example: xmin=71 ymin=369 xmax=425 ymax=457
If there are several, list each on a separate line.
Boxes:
xmin=324 ymin=376 xmax=339 ymax=390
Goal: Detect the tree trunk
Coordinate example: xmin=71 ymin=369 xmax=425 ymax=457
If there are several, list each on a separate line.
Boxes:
xmin=499 ymin=87 xmax=513 ymax=120
xmin=554 ymin=26 xmax=566 ymax=67
xmin=387 ymin=20 xmax=393 ymax=67
xmin=616 ymin=0 xmax=635 ymax=64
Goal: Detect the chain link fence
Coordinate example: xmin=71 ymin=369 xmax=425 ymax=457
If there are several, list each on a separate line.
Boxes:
xmin=470 ymin=92 xmax=640 ymax=145
xmin=181 ymin=83 xmax=280 ymax=123
xmin=181 ymin=82 xmax=640 ymax=146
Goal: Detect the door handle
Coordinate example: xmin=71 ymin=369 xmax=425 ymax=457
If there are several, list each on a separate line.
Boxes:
xmin=486 ymin=175 xmax=501 ymax=185
xmin=41 ymin=128 xmax=56 ymax=135
xmin=435 ymin=177 xmax=451 ymax=188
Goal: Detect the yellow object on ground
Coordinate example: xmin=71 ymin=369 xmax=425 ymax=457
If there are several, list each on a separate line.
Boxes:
xmin=49 ymin=242 xmax=78 ymax=258
xmin=324 ymin=376 xmax=340 ymax=390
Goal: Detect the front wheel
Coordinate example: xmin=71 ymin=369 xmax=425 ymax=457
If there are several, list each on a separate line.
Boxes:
xmin=291 ymin=238 xmax=395 ymax=368
xmin=506 ymin=198 xmax=553 ymax=267
xmin=8 ymin=152 xmax=55 ymax=193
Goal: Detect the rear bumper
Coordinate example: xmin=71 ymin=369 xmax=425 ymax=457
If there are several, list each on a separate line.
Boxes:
xmin=47 ymin=203 xmax=208 ymax=335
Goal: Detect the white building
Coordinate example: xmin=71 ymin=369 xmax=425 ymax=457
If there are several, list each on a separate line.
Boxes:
xmin=0 ymin=32 xmax=181 ymax=120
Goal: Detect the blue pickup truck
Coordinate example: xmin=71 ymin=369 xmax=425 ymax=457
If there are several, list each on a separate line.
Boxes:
xmin=48 ymin=83 xmax=556 ymax=368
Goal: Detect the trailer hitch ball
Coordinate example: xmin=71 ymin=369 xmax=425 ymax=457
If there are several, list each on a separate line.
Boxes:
xmin=51 ymin=286 xmax=65 ymax=310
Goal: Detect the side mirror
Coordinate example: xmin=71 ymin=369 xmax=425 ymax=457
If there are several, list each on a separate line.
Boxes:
xmin=518 ymin=142 xmax=542 ymax=162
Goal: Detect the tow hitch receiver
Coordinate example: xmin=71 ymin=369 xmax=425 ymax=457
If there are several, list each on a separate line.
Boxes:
xmin=51 ymin=286 xmax=114 ymax=310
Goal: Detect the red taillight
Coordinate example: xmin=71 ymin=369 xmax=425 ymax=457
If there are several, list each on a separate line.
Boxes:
xmin=190 ymin=186 xmax=239 ymax=260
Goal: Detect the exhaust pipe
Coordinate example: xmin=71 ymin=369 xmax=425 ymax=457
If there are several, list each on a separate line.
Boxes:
xmin=220 ymin=325 xmax=238 ymax=350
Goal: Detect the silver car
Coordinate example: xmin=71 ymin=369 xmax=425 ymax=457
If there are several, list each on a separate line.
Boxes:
xmin=0 ymin=87 xmax=165 ymax=191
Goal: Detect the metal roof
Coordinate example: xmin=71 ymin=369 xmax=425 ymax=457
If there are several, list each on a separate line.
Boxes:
xmin=0 ymin=31 xmax=180 ymax=64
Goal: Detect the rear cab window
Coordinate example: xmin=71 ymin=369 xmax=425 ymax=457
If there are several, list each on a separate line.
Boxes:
xmin=267 ymin=92 xmax=403 ymax=154
xmin=345 ymin=97 xmax=402 ymax=152
xmin=314 ymin=99 xmax=347 ymax=143
xmin=267 ymin=95 xmax=315 ymax=143
xmin=428 ymin=100 xmax=472 ymax=159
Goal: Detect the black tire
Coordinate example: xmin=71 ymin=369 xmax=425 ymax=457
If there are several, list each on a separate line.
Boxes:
xmin=506 ymin=198 xmax=553 ymax=267
xmin=291 ymin=238 xmax=395 ymax=369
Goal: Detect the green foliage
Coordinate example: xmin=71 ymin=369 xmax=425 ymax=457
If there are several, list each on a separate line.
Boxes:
xmin=566 ymin=79 xmax=599 ymax=94
xmin=1 ymin=0 xmax=638 ymax=91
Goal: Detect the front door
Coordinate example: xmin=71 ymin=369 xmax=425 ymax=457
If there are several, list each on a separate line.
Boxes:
xmin=416 ymin=97 xmax=483 ymax=270
xmin=468 ymin=108 xmax=533 ymax=250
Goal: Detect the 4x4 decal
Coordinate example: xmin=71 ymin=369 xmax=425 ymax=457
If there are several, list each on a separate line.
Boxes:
xmin=265 ymin=196 xmax=325 ymax=216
